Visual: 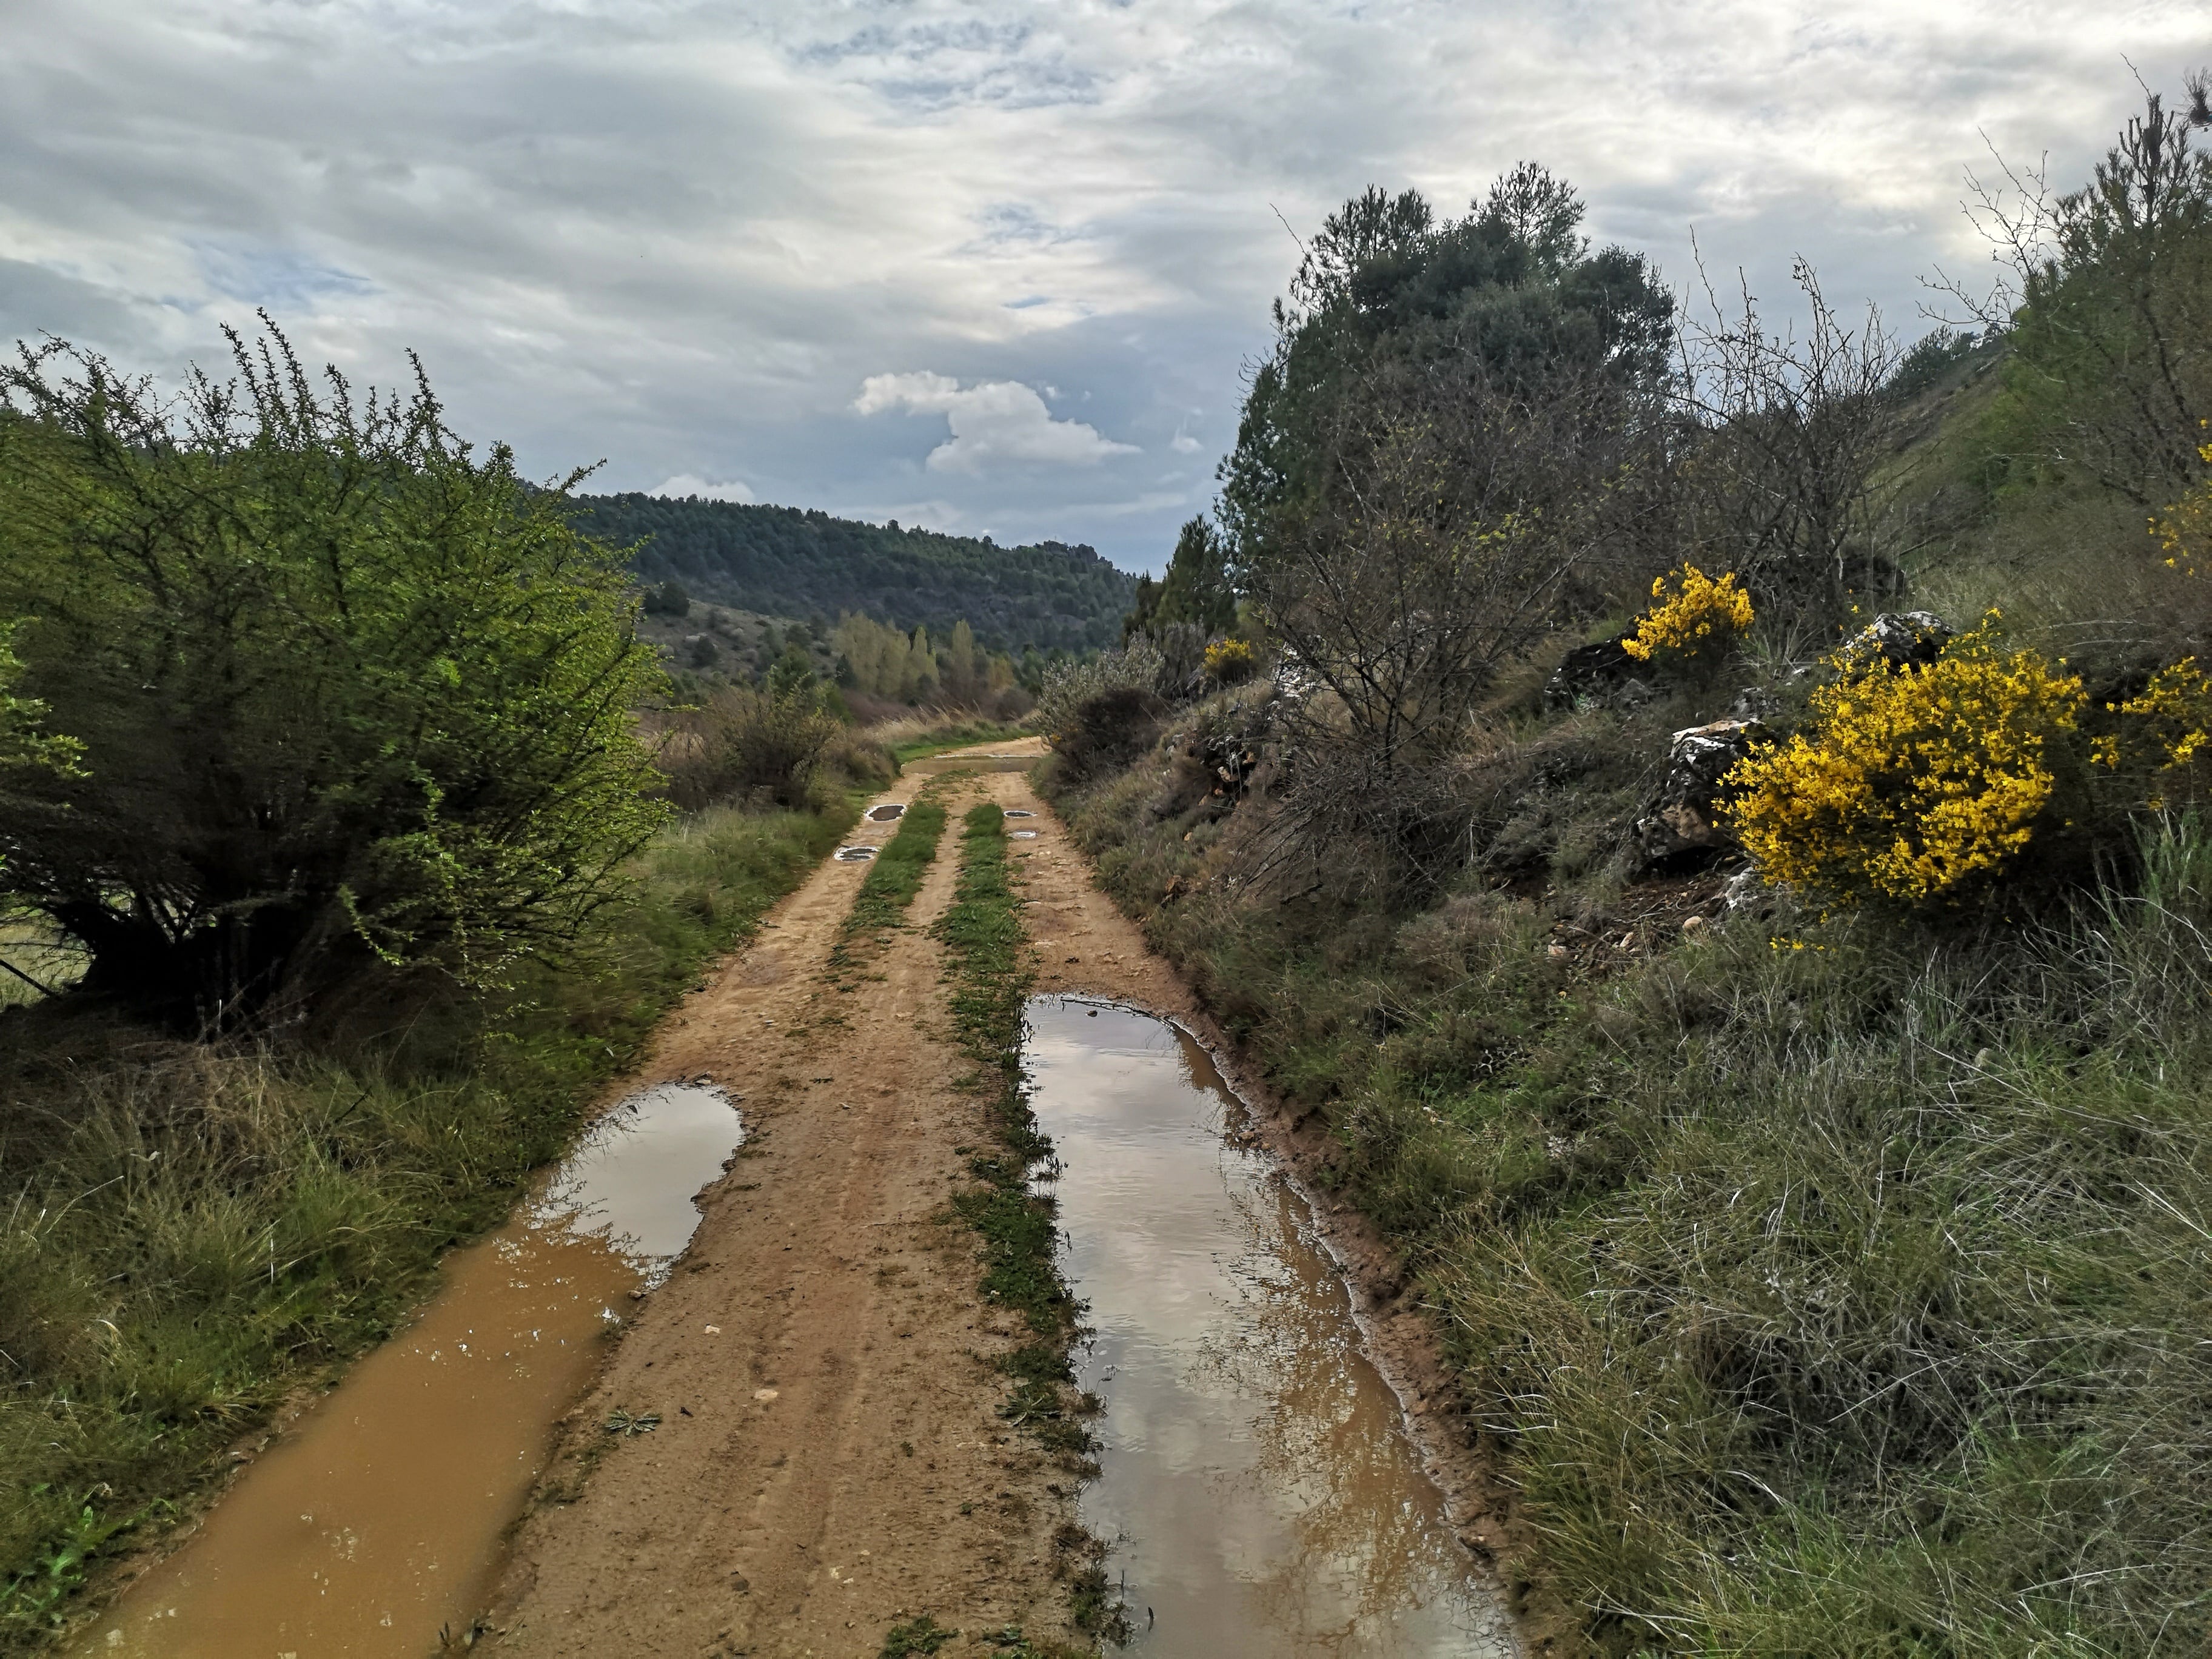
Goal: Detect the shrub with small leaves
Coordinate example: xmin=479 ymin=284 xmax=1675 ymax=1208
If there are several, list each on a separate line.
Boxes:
xmin=1621 ymin=565 xmax=1754 ymax=667
xmin=1726 ymin=616 xmax=2087 ymax=905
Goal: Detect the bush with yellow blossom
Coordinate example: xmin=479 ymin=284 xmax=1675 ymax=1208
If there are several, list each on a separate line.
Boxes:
xmin=2150 ymin=427 xmax=2212 ymax=578
xmin=1621 ymin=565 xmax=1754 ymax=669
xmin=1202 ymin=635 xmax=1257 ymax=684
xmin=1726 ymin=617 xmax=2088 ymax=905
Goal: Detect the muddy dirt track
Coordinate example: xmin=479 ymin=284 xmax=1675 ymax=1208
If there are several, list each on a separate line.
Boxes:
xmin=487 ymin=739 xmax=1513 ymax=1657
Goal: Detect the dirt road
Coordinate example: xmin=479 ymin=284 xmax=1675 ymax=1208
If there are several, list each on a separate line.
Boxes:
xmin=489 ymin=745 xmax=1161 ymax=1658
xmin=489 ymin=740 xmax=1510 ymax=1657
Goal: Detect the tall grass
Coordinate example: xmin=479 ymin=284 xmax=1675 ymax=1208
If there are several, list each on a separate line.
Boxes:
xmin=1050 ymin=751 xmax=2212 ymax=1657
xmin=0 ymin=801 xmax=850 ymax=1647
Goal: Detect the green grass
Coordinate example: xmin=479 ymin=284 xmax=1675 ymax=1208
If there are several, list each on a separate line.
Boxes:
xmin=887 ymin=719 xmax=1031 ymax=766
xmin=933 ymin=802 xmax=1118 ymax=1639
xmin=936 ymin=803 xmax=1067 ymax=1336
xmin=829 ymin=793 xmax=951 ymax=983
xmin=1047 ymin=750 xmax=2212 ymax=1657
xmin=0 ymin=799 xmax=853 ymax=1649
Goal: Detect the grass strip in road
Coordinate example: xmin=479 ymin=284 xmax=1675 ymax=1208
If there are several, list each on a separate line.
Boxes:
xmin=931 ymin=800 xmax=1118 ymax=1649
xmin=936 ymin=802 xmax=1062 ymax=1336
xmin=825 ymin=793 xmax=950 ymax=990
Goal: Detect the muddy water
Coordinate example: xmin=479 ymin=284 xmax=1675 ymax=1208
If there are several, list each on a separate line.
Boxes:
xmin=866 ymin=803 xmax=907 ymax=822
xmin=1027 ymin=1000 xmax=1515 ymax=1658
xmin=900 ymin=751 xmax=1036 ymax=776
xmin=78 ymin=1085 xmax=742 ymax=1658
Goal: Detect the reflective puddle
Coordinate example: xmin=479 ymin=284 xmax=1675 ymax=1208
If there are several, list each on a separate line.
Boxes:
xmin=79 ymin=1085 xmax=743 ymax=1658
xmin=1002 ymin=809 xmax=1036 ymax=819
xmin=1026 ymin=1000 xmax=1515 ymax=1658
xmin=867 ymin=803 xmax=906 ymax=822
xmin=1012 ymin=830 xmax=1039 ymax=840
xmin=900 ymin=751 xmax=1036 ymax=776
xmin=834 ymin=845 xmax=877 ymax=862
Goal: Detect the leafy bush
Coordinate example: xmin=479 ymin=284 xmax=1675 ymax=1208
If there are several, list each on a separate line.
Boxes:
xmin=0 ymin=330 xmax=668 ymax=1023
xmin=1051 ymin=687 xmax=1168 ymax=785
xmin=1033 ymin=638 xmax=1164 ymax=748
xmin=1728 ymin=618 xmax=2088 ymax=905
xmin=659 ymin=682 xmax=847 ymax=811
xmin=641 ymin=579 xmax=691 ymax=617
xmin=1621 ymin=565 xmax=1754 ymax=668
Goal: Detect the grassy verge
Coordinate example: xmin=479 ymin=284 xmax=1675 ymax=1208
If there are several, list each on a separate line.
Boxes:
xmin=929 ymin=800 xmax=1114 ymax=1648
xmin=882 ymin=719 xmax=1032 ymax=767
xmin=826 ymin=793 xmax=950 ymax=988
xmin=0 ymin=799 xmax=853 ymax=1650
xmin=1046 ymin=752 xmax=2212 ymax=1657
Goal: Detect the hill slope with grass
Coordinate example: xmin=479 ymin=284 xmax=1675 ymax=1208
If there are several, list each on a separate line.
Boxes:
xmin=1039 ymin=105 xmax=2212 ymax=1654
xmin=568 ymin=494 xmax=1139 ymax=654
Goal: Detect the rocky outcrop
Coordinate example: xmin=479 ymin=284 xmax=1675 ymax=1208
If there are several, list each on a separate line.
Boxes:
xmin=1543 ymin=637 xmax=1654 ymax=712
xmin=1634 ymin=718 xmax=1766 ymax=865
xmin=1842 ymin=611 xmax=1952 ymax=673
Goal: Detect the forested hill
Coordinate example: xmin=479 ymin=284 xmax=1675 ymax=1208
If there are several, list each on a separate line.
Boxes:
xmin=567 ymin=493 xmax=1139 ymax=652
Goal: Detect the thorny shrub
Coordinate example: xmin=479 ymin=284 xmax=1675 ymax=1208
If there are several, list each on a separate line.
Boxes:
xmin=1621 ymin=565 xmax=1754 ymax=668
xmin=1727 ymin=617 xmax=2088 ymax=905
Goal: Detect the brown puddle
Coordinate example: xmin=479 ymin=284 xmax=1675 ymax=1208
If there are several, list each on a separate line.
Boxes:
xmin=77 ymin=1085 xmax=742 ymax=1658
xmin=1027 ymin=1000 xmax=1517 ymax=1658
xmin=866 ymin=803 xmax=907 ymax=822
xmin=834 ymin=845 xmax=878 ymax=862
xmin=900 ymin=751 xmax=1036 ymax=776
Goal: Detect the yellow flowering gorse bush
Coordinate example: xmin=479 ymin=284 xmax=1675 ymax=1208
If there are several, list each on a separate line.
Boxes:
xmin=1727 ymin=617 xmax=2086 ymax=905
xmin=2150 ymin=429 xmax=2212 ymax=578
xmin=1621 ymin=565 xmax=1754 ymax=665
xmin=1202 ymin=636 xmax=1256 ymax=682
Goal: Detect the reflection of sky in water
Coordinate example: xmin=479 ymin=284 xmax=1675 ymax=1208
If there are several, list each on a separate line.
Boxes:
xmin=1026 ymin=1000 xmax=1515 ymax=1658
xmin=534 ymin=1084 xmax=742 ymax=1269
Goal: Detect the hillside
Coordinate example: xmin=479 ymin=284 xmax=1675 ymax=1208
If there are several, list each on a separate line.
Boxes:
xmin=566 ymin=493 xmax=1138 ymax=653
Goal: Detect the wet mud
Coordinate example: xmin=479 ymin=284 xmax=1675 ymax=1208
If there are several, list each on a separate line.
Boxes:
xmin=1027 ymin=1000 xmax=1515 ymax=1658
xmin=76 ymin=1086 xmax=742 ymax=1658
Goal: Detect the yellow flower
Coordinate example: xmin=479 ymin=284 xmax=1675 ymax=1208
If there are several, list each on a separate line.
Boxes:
xmin=1727 ymin=618 xmax=2084 ymax=905
xmin=1622 ymin=566 xmax=1754 ymax=665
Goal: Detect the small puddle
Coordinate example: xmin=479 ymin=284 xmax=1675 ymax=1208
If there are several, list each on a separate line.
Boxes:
xmin=868 ymin=803 xmax=907 ymax=822
xmin=1027 ymin=1000 xmax=1515 ymax=1657
xmin=78 ymin=1085 xmax=743 ymax=1658
xmin=1003 ymin=809 xmax=1036 ymax=819
xmin=901 ymin=751 xmax=1036 ymax=776
xmin=1012 ymin=830 xmax=1039 ymax=840
xmin=835 ymin=845 xmax=877 ymax=862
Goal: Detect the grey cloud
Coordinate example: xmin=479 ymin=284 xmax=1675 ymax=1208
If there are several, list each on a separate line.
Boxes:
xmin=1 ymin=0 xmax=2199 ymax=571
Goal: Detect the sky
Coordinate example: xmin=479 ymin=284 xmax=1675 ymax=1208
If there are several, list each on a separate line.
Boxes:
xmin=1 ymin=2 xmax=2202 ymax=574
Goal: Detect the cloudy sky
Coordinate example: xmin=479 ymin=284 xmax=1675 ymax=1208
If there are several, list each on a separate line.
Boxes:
xmin=2 ymin=2 xmax=2200 ymax=572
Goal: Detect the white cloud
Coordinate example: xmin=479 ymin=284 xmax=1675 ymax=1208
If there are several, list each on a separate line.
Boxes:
xmin=649 ymin=474 xmax=754 ymax=502
xmin=854 ymin=371 xmax=1138 ymax=473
